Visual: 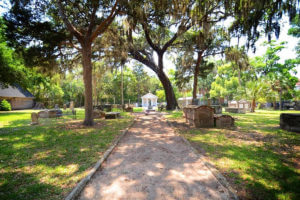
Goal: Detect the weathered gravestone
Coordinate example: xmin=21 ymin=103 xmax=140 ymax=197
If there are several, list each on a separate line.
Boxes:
xmin=125 ymin=106 xmax=133 ymax=112
xmin=93 ymin=110 xmax=105 ymax=119
xmin=214 ymin=115 xmax=234 ymax=128
xmin=54 ymin=104 xmax=59 ymax=109
xmin=280 ymin=113 xmax=300 ymax=133
xmin=70 ymin=101 xmax=74 ymax=110
xmin=225 ymin=107 xmax=246 ymax=114
xmin=183 ymin=105 xmax=214 ymax=128
xmin=30 ymin=113 xmax=39 ymax=125
xmin=38 ymin=110 xmax=49 ymax=118
xmin=105 ymin=112 xmax=120 ymax=119
xmin=63 ymin=104 xmax=67 ymax=110
xmin=38 ymin=109 xmax=62 ymax=118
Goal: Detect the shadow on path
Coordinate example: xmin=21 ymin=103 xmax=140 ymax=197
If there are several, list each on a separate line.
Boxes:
xmin=78 ymin=113 xmax=234 ymax=200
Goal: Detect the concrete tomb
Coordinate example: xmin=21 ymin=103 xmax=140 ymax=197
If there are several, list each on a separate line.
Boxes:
xmin=280 ymin=113 xmax=300 ymax=133
xmin=105 ymin=112 xmax=121 ymax=119
xmin=214 ymin=115 xmax=234 ymax=128
xmin=183 ymin=105 xmax=214 ymax=128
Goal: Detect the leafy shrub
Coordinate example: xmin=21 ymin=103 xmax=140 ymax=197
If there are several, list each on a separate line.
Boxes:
xmin=0 ymin=99 xmax=12 ymax=111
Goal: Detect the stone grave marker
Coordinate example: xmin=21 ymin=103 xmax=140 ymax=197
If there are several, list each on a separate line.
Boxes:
xmin=70 ymin=101 xmax=74 ymax=110
xmin=38 ymin=110 xmax=49 ymax=118
xmin=30 ymin=113 xmax=39 ymax=125
xmin=63 ymin=104 xmax=67 ymax=110
xmin=183 ymin=105 xmax=214 ymax=128
xmin=215 ymin=115 xmax=234 ymax=128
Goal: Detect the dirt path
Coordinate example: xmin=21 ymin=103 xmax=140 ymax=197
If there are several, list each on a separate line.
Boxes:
xmin=78 ymin=113 xmax=234 ymax=200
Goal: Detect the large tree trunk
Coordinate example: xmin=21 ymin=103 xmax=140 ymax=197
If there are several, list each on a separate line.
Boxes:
xmin=82 ymin=42 xmax=94 ymax=126
xmin=121 ymin=65 xmax=124 ymax=109
xmin=192 ymin=52 xmax=202 ymax=105
xmin=129 ymin=50 xmax=178 ymax=110
xmin=157 ymin=69 xmax=178 ymax=110
xmin=157 ymin=54 xmax=178 ymax=110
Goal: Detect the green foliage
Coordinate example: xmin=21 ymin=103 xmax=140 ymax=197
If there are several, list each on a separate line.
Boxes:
xmin=0 ymin=109 xmax=134 ymax=200
xmin=0 ymin=99 xmax=11 ymax=111
xmin=288 ymin=14 xmax=300 ymax=57
xmin=166 ymin=109 xmax=300 ymax=200
xmin=210 ymin=63 xmax=239 ymax=99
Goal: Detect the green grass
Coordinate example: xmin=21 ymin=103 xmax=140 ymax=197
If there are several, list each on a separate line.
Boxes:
xmin=166 ymin=109 xmax=300 ymax=200
xmin=0 ymin=109 xmax=134 ymax=200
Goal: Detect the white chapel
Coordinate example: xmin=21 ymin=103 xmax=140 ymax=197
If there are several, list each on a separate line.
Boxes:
xmin=141 ymin=93 xmax=158 ymax=107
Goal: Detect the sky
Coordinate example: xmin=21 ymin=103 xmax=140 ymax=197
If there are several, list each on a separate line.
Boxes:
xmin=0 ymin=1 xmax=299 ymax=78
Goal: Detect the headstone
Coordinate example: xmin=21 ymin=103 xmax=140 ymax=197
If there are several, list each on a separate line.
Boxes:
xmin=183 ymin=105 xmax=214 ymax=128
xmin=93 ymin=110 xmax=105 ymax=119
xmin=63 ymin=104 xmax=67 ymax=110
xmin=38 ymin=110 xmax=49 ymax=118
xmin=280 ymin=113 xmax=300 ymax=133
xmin=215 ymin=115 xmax=234 ymax=128
xmin=207 ymin=99 xmax=211 ymax=106
xmin=70 ymin=101 xmax=74 ymax=110
xmin=54 ymin=104 xmax=59 ymax=109
xmin=30 ymin=113 xmax=39 ymax=125
xmin=49 ymin=110 xmax=59 ymax=118
xmin=225 ymin=107 xmax=246 ymax=114
xmin=125 ymin=106 xmax=133 ymax=112
xmin=105 ymin=112 xmax=121 ymax=119
xmin=69 ymin=108 xmax=76 ymax=119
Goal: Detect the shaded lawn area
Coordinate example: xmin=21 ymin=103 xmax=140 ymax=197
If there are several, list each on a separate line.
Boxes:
xmin=166 ymin=109 xmax=300 ymax=200
xmin=0 ymin=109 xmax=134 ymax=200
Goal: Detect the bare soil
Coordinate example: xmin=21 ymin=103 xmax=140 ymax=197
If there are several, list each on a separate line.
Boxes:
xmin=78 ymin=112 xmax=234 ymax=200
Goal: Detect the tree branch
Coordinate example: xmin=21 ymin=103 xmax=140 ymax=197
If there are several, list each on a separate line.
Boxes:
xmin=90 ymin=0 xmax=119 ymax=42
xmin=129 ymin=49 xmax=158 ymax=74
xmin=57 ymin=0 xmax=83 ymax=41
xmin=142 ymin=23 xmax=161 ymax=52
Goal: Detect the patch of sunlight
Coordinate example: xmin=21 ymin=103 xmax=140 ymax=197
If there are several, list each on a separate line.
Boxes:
xmin=32 ymin=134 xmax=46 ymax=142
xmin=215 ymin=157 xmax=236 ymax=169
xmin=80 ymin=148 xmax=90 ymax=152
xmin=12 ymin=142 xmax=31 ymax=149
xmin=33 ymin=150 xmax=53 ymax=160
xmin=54 ymin=164 xmax=79 ymax=175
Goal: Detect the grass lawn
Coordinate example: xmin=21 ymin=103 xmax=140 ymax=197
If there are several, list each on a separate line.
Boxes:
xmin=166 ymin=109 xmax=300 ymax=200
xmin=0 ymin=109 xmax=134 ymax=200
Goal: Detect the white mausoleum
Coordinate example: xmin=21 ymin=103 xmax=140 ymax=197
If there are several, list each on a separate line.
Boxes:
xmin=141 ymin=93 xmax=158 ymax=107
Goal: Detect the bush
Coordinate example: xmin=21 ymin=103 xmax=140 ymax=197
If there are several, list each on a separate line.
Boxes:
xmin=0 ymin=99 xmax=12 ymax=111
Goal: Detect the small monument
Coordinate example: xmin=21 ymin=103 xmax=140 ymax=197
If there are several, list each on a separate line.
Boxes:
xmin=214 ymin=115 xmax=234 ymax=128
xmin=280 ymin=113 xmax=300 ymax=132
xmin=30 ymin=113 xmax=39 ymax=125
xmin=63 ymin=104 xmax=67 ymax=110
xmin=54 ymin=104 xmax=59 ymax=109
xmin=183 ymin=105 xmax=214 ymax=128
xmin=70 ymin=101 xmax=74 ymax=110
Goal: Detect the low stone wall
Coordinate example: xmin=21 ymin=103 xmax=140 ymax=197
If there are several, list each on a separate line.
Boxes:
xmin=280 ymin=113 xmax=300 ymax=133
xmin=225 ymin=107 xmax=246 ymax=114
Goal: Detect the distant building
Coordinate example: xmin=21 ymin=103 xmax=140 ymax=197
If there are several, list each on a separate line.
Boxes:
xmin=0 ymin=84 xmax=35 ymax=110
xmin=141 ymin=93 xmax=158 ymax=107
xmin=296 ymin=79 xmax=300 ymax=91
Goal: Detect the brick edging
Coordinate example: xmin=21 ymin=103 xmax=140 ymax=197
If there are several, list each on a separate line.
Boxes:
xmin=164 ymin=117 xmax=239 ymax=200
xmin=65 ymin=118 xmax=136 ymax=200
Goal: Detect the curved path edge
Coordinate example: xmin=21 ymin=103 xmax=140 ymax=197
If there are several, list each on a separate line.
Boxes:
xmin=65 ymin=118 xmax=137 ymax=200
xmin=164 ymin=115 xmax=239 ymax=200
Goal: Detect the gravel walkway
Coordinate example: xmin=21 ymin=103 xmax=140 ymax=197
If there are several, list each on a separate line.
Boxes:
xmin=78 ymin=112 xmax=233 ymax=200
